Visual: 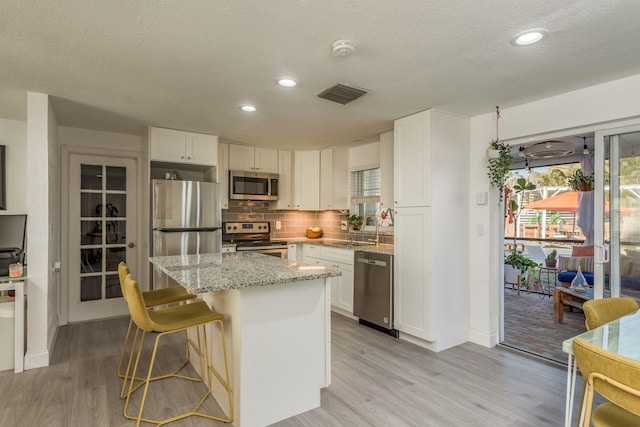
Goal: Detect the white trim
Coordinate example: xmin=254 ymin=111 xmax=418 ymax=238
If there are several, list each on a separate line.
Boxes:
xmin=24 ymin=350 xmax=50 ymax=370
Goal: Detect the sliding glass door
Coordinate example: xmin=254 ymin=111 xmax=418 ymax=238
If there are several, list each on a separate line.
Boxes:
xmin=594 ymin=126 xmax=640 ymax=299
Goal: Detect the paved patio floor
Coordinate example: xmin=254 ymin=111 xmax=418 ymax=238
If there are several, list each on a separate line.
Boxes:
xmin=503 ymin=286 xmax=586 ymax=363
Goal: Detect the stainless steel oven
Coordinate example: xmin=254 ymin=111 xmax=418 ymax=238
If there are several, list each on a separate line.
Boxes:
xmin=223 ymin=221 xmax=288 ymax=259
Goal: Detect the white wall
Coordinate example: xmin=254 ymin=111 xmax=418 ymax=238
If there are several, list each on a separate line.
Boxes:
xmin=0 ymin=118 xmax=27 ymax=214
xmin=47 ymin=101 xmax=60 ymax=352
xmin=468 ymin=73 xmax=640 ymax=348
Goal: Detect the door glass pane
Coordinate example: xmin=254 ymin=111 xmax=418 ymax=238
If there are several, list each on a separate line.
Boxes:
xmin=617 ymin=132 xmax=640 ymax=298
xmin=106 ymin=247 xmax=126 ymax=272
xmin=81 ymin=248 xmax=102 ymax=273
xmin=81 ymin=276 xmax=102 ymax=301
xmin=81 ymin=221 xmax=101 ymax=245
xmin=106 ymin=194 xmax=126 ymax=217
xmin=81 ymin=193 xmax=103 ymax=218
xmin=105 ymin=274 xmax=122 ymax=299
xmin=106 ymin=166 xmax=126 ymax=191
xmin=81 ymin=165 xmax=103 ymax=190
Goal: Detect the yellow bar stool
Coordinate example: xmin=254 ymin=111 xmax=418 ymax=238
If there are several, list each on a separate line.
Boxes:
xmin=117 ymin=262 xmax=196 ymax=398
xmin=122 ymin=274 xmax=233 ymax=426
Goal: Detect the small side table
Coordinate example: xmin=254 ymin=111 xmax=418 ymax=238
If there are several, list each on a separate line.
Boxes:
xmin=538 ymin=266 xmax=557 ymax=298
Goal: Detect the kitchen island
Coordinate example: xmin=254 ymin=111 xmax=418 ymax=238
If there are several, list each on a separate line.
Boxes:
xmin=149 ymin=252 xmax=340 ymax=427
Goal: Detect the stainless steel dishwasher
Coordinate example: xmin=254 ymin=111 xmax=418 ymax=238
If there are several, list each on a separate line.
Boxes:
xmin=353 ymin=251 xmax=398 ymax=337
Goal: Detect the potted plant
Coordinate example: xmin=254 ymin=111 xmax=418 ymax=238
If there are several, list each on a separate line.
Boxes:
xmin=347 ymin=214 xmax=362 ymax=231
xmin=486 ymin=106 xmax=512 ymax=203
xmin=545 ymin=249 xmax=558 ymax=268
xmin=487 ymin=140 xmax=512 ymax=203
xmin=568 ymin=169 xmax=594 ymax=191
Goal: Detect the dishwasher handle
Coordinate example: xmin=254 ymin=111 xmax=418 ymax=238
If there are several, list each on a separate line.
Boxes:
xmin=356 ymin=258 xmax=387 ymax=267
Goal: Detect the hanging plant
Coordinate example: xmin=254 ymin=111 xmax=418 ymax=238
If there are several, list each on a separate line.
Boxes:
xmin=486 ymin=106 xmax=512 ymax=202
xmin=487 ymin=139 xmax=512 ymax=202
xmin=568 ymin=169 xmax=594 ymax=192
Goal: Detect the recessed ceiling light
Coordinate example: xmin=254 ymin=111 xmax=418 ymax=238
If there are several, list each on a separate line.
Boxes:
xmin=278 ymin=78 xmax=297 ymax=87
xmin=510 ymin=29 xmax=547 ymax=46
xmin=240 ymin=105 xmax=256 ymax=112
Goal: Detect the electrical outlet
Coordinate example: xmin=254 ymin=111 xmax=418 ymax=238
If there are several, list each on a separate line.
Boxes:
xmin=275 ymin=220 xmax=282 ymax=230
xmin=340 ymin=220 xmax=348 ymax=231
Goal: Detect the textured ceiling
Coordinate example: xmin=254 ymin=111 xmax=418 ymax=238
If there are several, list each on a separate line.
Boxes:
xmin=2 ymin=0 xmax=640 ymax=149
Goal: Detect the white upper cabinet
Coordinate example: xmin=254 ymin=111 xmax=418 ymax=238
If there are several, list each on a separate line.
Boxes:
xmin=273 ymin=150 xmax=293 ymax=209
xmin=150 ymin=127 xmax=217 ymax=166
xmin=320 ymin=147 xmax=349 ymax=210
xmin=294 ymin=150 xmax=320 ymax=210
xmin=379 ymin=131 xmax=394 ymax=210
xmin=228 ymin=144 xmax=278 ymax=173
xmin=218 ymin=142 xmax=230 ymax=209
xmin=394 ymin=111 xmax=431 ymax=207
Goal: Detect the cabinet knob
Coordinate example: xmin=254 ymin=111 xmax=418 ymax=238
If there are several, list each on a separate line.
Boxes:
xmin=187 ymin=156 xmax=191 ymax=160
xmin=127 ymin=242 xmax=135 ymax=248
xmin=181 ymin=156 xmax=185 ymax=159
xmin=394 ymin=201 xmax=398 ymax=204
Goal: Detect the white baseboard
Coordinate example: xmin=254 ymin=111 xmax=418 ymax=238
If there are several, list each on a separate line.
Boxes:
xmin=24 ymin=350 xmax=50 ymax=370
xmin=468 ymin=328 xmax=497 ymax=348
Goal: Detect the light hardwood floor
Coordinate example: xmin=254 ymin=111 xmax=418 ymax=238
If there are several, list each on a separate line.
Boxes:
xmin=0 ymin=313 xmax=581 ymax=426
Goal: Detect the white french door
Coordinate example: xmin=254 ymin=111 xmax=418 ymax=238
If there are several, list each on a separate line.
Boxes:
xmin=594 ymin=125 xmax=640 ymax=299
xmin=67 ymin=154 xmax=137 ymax=322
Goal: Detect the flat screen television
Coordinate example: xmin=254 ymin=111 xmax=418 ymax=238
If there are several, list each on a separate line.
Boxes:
xmin=0 ymin=145 xmax=5 ymax=210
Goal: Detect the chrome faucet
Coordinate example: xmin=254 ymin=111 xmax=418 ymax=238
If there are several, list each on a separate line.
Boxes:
xmin=364 ymin=215 xmax=380 ymax=247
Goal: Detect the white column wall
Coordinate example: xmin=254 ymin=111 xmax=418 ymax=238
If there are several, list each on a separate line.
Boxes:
xmin=468 ymin=73 xmax=640 ymax=348
xmin=47 ymin=101 xmax=60 ymax=352
xmin=25 ymin=92 xmax=54 ymax=369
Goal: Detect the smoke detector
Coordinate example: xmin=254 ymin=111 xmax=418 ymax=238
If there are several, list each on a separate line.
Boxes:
xmin=331 ymin=40 xmax=355 ymax=57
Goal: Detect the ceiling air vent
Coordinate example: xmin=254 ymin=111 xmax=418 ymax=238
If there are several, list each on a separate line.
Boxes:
xmin=317 ymin=83 xmax=369 ymax=105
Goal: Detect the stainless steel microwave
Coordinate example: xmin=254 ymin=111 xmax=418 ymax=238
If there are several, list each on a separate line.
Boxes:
xmin=229 ymin=170 xmax=279 ymax=201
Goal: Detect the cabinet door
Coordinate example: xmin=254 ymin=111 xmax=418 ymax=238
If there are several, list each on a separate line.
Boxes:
xmin=294 ymin=151 xmax=320 ymax=210
xmin=394 ymin=206 xmax=432 ymax=340
xmin=319 ymin=148 xmax=333 ymax=209
xmin=218 ymin=142 xmax=229 ymax=209
xmin=150 ymin=127 xmax=187 ymax=162
xmin=186 ymin=132 xmax=217 ymax=166
xmin=254 ymin=147 xmax=278 ymax=173
xmin=379 ymin=130 xmax=394 ymax=210
xmin=228 ymin=144 xmax=255 ymax=171
xmin=274 ymin=150 xmax=293 ymax=209
xmin=287 ymin=243 xmax=298 ymax=261
xmin=394 ymin=111 xmax=431 ymax=207
xmin=333 ymin=261 xmax=354 ymax=313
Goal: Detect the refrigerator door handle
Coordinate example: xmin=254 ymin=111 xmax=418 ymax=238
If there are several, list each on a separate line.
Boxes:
xmin=155 ymin=227 xmax=222 ymax=233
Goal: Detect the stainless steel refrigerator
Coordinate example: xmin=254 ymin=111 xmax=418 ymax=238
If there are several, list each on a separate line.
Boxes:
xmin=152 ymin=179 xmax=222 ymax=288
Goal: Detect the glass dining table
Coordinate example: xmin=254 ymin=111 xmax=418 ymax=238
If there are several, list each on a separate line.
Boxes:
xmin=562 ymin=309 xmax=640 ymax=426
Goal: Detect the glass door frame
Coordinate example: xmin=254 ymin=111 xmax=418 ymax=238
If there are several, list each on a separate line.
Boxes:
xmin=594 ymin=123 xmax=640 ymax=299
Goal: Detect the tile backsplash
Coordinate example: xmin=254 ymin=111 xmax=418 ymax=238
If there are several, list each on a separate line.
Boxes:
xmin=222 ymin=201 xmax=394 ymax=245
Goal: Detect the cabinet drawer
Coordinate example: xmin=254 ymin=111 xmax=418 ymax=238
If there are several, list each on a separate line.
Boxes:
xmin=320 ymin=247 xmax=354 ymax=265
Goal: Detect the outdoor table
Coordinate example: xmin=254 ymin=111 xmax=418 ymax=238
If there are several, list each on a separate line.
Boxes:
xmin=561 ymin=308 xmax=640 ymax=427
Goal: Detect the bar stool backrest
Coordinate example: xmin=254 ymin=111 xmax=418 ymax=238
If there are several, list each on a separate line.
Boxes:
xmin=118 ymin=262 xmax=131 ymax=302
xmin=123 ymin=274 xmax=156 ymax=332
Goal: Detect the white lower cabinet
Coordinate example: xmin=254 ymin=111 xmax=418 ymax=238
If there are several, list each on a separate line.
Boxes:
xmin=303 ymin=244 xmax=355 ymax=315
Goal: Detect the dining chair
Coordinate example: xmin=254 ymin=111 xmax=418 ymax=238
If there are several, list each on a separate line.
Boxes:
xmin=583 ymin=298 xmax=639 ymax=331
xmin=117 ymin=262 xmax=196 ymax=398
xmin=573 ymin=337 xmax=640 ymax=426
xmin=122 ymin=273 xmax=233 ymax=426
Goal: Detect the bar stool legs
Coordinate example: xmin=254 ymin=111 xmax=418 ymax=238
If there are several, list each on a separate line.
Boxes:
xmin=121 ymin=273 xmax=232 ymax=426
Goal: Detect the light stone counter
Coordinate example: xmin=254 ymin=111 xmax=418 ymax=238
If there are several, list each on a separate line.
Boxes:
xmin=149 ymin=252 xmax=340 ymax=293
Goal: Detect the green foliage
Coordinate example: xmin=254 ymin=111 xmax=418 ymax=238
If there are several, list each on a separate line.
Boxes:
xmin=528 ymin=212 xmax=542 ymax=225
xmin=546 ymin=249 xmax=557 ymax=260
xmin=549 ymin=211 xmax=563 ymax=224
xmin=568 ymin=170 xmax=594 ymax=191
xmin=505 ymin=250 xmax=540 ymax=288
xmin=347 ymin=214 xmax=362 ymax=230
xmin=487 ymin=140 xmax=512 ymax=203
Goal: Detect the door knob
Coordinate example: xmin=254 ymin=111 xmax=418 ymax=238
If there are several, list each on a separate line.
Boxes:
xmin=127 ymin=242 xmax=135 ymax=248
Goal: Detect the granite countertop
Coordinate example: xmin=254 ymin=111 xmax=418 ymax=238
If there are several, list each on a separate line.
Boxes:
xmin=286 ymin=238 xmax=394 ymax=255
xmin=150 ymin=252 xmax=341 ymax=293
